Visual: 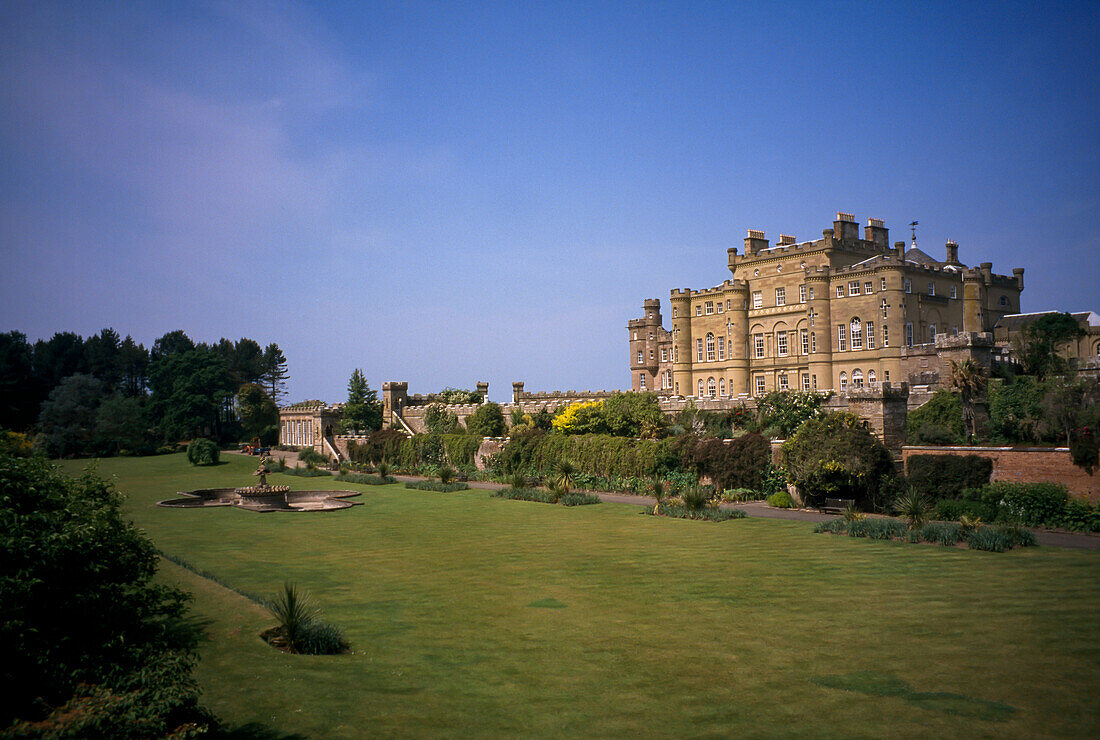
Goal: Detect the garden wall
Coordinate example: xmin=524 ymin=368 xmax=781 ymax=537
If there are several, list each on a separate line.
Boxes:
xmin=902 ymin=446 xmax=1099 ymax=502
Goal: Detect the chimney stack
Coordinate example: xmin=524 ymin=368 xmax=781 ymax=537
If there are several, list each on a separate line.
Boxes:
xmin=744 ymin=229 xmax=769 ymax=256
xmin=834 ymin=212 xmax=859 ymax=243
xmin=864 ymin=218 xmax=889 ymax=250
xmin=945 ymin=240 xmax=960 ymax=265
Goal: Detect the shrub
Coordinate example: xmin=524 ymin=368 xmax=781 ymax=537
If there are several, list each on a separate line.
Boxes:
xmin=935 ymin=498 xmax=993 ymax=522
xmin=680 ymin=487 xmax=711 ymax=511
xmin=265 ymin=583 xmax=317 ymax=653
xmin=919 ymin=521 xmax=963 ymax=546
xmin=282 ymin=467 xmax=332 ymax=477
xmin=906 ymin=390 xmax=965 ymax=444
xmin=782 ymin=412 xmax=895 ymax=510
xmin=650 ymin=503 xmax=746 ymax=522
xmin=466 ymin=402 xmax=506 ymax=437
xmin=686 ymin=432 xmax=771 ymax=491
xmin=1061 ymin=498 xmax=1100 ymax=532
xmin=336 ymin=472 xmax=394 ymax=485
xmin=966 ymin=527 xmax=1011 ymax=552
xmin=404 ymin=481 xmax=470 ymax=492
xmin=766 ymin=490 xmax=793 ymax=508
xmin=424 ymin=403 xmax=462 ymax=435
xmin=295 ymin=621 xmax=350 ymax=655
xmin=893 ymin=490 xmax=932 ymax=528
xmin=186 ymin=437 xmax=219 ymax=466
xmin=491 ymin=487 xmax=558 ymax=504
xmin=865 ymin=518 xmax=908 ymax=540
xmin=559 ymin=493 xmax=602 ymax=506
xmin=297 ymin=447 xmax=326 ymax=466
xmin=906 ymin=455 xmax=993 ymax=501
xmin=437 ymin=466 xmax=455 ymax=484
xmin=969 ymin=481 xmax=1069 ymax=527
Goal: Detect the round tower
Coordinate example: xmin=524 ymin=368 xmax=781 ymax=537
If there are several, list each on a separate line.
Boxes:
xmin=805 ymin=267 xmax=833 ymax=391
xmin=628 ymin=299 xmax=663 ymax=391
xmin=669 ymin=289 xmax=693 ymax=396
xmin=721 ymin=282 xmax=750 ymax=396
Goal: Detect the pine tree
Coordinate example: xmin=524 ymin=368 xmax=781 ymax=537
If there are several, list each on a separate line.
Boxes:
xmin=342 ymin=369 xmax=382 ymax=434
xmin=261 ymin=343 xmax=289 ymax=404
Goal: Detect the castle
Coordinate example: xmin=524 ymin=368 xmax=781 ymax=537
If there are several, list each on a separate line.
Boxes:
xmin=629 ymin=212 xmax=1025 ymax=397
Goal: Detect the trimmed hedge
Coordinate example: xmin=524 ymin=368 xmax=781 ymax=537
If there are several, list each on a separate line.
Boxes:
xmin=815 ymin=517 xmax=1036 ymax=550
xmin=404 ymin=481 xmax=470 ymax=492
xmin=336 ymin=472 xmax=396 ymax=486
xmin=491 ymin=487 xmax=559 ymax=504
xmin=907 ymin=454 xmax=993 ymax=500
xmin=683 ymin=433 xmax=771 ymax=491
xmin=186 ymin=438 xmax=219 ymax=466
xmin=646 ymin=503 xmax=747 ymax=522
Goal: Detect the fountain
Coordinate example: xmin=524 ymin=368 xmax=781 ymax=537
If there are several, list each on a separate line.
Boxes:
xmin=158 ymin=458 xmax=362 ymax=513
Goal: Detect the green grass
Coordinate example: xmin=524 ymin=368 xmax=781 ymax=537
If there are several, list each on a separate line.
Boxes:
xmin=60 ymin=454 xmax=1100 ymax=738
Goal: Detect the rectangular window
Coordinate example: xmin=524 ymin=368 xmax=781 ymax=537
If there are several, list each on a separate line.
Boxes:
xmin=649 ymin=349 xmax=654 ymax=359
xmin=636 ymin=351 xmax=643 ymax=364
xmin=866 ymin=321 xmax=875 ymax=349
xmin=801 ymin=373 xmax=811 ymax=391
xmin=726 ymin=300 xmax=731 ymax=310
xmin=755 ymin=376 xmax=766 ymax=396
xmin=881 ymin=277 xmax=887 ymax=291
xmin=705 ymin=301 xmax=714 ymax=315
xmin=800 ymin=328 xmax=809 ymax=355
xmin=928 ymin=281 xmax=935 ymax=296
xmin=952 ymin=326 xmax=959 ymax=336
xmin=882 ymin=298 xmax=888 ymax=318
xmin=696 ymin=338 xmax=703 ymax=361
xmin=884 ymin=370 xmax=890 ymax=383
xmin=775 ymin=287 xmax=786 ymax=306
xmin=752 ymin=291 xmax=762 ymax=309
xmin=778 ymin=374 xmax=789 ymax=391
xmin=799 ymin=284 xmax=807 ymax=303
xmin=810 ymin=332 xmax=817 ymax=353
xmin=717 ymin=301 xmax=724 ymax=314
xmin=754 ymin=334 xmax=765 ymax=358
xmin=639 ymin=373 xmax=646 ymax=390
xmin=905 ymin=322 xmax=914 ymax=346
xmin=951 ymin=285 xmax=957 ymax=299
xmin=696 ymin=305 xmax=702 ymax=316
xmin=717 ymin=336 xmax=725 ymax=361
xmin=812 ymin=374 xmax=818 ymax=390
xmin=838 ymin=325 xmax=848 ymax=351
xmin=851 ymin=322 xmax=862 ymax=349
xmin=904 ymin=278 xmax=911 ymax=293
xmin=849 ymin=281 xmax=860 ymax=295
xmin=777 ymin=331 xmax=788 ymax=356
xmin=808 ymin=286 xmax=814 ymax=300
xmin=929 ymin=324 xmax=937 ymax=342
xmin=836 ymin=284 xmax=845 ymax=298
xmin=864 ymin=281 xmax=873 ymax=294
xmin=672 ymin=308 xmax=677 ymax=318
xmin=882 ymin=324 xmax=889 ymax=347
xmin=661 ymin=348 xmax=668 ymax=362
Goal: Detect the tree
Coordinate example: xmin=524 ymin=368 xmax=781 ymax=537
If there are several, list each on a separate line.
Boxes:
xmin=148 ymin=348 xmax=233 ymax=441
xmin=466 ymin=401 xmax=506 ymax=437
xmin=0 ymin=331 xmax=37 ymax=431
xmin=237 ymin=383 xmax=279 ymax=443
xmin=150 ymin=330 xmax=195 ymax=361
xmin=756 ymin=391 xmax=829 ymax=439
xmin=551 ymin=400 xmax=607 ymax=435
xmin=602 ymin=392 xmax=667 ymax=438
xmin=906 ymin=388 xmax=966 ymax=445
xmin=948 ymin=358 xmax=987 ymax=443
xmin=0 ymin=452 xmax=210 ymax=734
xmin=342 ymin=369 xmax=382 ymax=434
xmin=94 ymin=394 xmax=151 ymax=455
xmin=261 ymin=343 xmax=289 ymax=403
xmin=36 ymin=374 xmax=107 ymax=457
xmin=32 ymin=332 xmax=87 ymax=392
xmin=424 ymin=403 xmax=461 ymax=435
xmin=230 ymin=338 xmax=265 ymax=386
xmin=117 ymin=335 xmax=150 ymax=397
xmin=82 ymin=328 xmax=122 ymax=390
xmin=782 ymin=412 xmax=895 ymax=510
xmin=1015 ymin=312 xmax=1085 ymax=379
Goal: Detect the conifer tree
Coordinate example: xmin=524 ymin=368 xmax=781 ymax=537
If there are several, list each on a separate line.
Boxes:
xmin=261 ymin=343 xmax=289 ymax=403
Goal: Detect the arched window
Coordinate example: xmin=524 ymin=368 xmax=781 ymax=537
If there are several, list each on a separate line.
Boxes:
xmin=706 ymin=333 xmax=715 ymax=361
xmin=868 ymin=369 xmax=876 ymax=385
xmin=852 ymin=369 xmax=863 ymax=388
xmin=839 ymin=372 xmax=848 ymax=391
xmin=707 ymin=377 xmax=716 ymax=398
xmin=929 ymin=324 xmax=937 ymax=342
xmin=850 ymin=317 xmax=862 ymax=349
xmin=719 ymin=378 xmax=726 ymax=396
xmin=698 ymin=379 xmax=704 ymax=397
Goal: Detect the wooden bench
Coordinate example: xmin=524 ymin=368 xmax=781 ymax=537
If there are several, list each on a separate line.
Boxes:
xmin=822 ymin=498 xmax=854 ymax=514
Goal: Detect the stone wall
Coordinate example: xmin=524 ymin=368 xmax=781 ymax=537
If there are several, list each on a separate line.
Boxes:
xmin=902 ymin=445 xmax=1099 ymax=502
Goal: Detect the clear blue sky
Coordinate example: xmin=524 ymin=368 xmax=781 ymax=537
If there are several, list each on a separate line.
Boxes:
xmin=2 ymin=1 xmax=1097 ymax=403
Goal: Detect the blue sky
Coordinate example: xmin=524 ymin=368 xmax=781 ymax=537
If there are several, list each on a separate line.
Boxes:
xmin=2 ymin=1 xmax=1097 ymax=403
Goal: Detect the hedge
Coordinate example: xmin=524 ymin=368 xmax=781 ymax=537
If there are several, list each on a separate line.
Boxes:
xmin=906 ymin=454 xmax=993 ymax=500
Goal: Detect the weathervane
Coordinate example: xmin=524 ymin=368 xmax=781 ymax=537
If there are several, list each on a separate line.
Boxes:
xmin=909 ymin=220 xmax=919 ymax=247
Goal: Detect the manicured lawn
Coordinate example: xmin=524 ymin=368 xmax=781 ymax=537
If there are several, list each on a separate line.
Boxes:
xmin=61 ymin=454 xmax=1100 ymax=738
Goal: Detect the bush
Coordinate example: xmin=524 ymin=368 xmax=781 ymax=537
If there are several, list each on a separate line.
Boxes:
xmin=281 ymin=467 xmax=332 ymax=477
xmin=347 ymin=429 xmax=406 ymax=465
xmin=680 ymin=487 xmax=712 ymax=511
xmin=297 ymin=447 xmax=326 ymax=466
xmin=766 ymin=490 xmax=793 ymax=508
xmin=559 ymin=493 xmax=602 ymax=506
xmin=1061 ymin=498 xmax=1100 ymax=532
xmin=649 ymin=503 xmax=747 ymax=522
xmin=995 ymin=482 xmax=1069 ymax=526
xmin=295 ymin=621 xmax=350 ymax=655
xmin=966 ymin=525 xmax=1037 ymax=552
xmin=783 ymin=413 xmax=895 ymax=510
xmin=906 ymin=455 xmax=993 ymax=501
xmin=919 ymin=521 xmax=963 ymax=546
xmin=815 ymin=516 xmax=1033 ymax=551
xmin=466 ymin=402 xmax=506 ymax=437
xmin=336 ymin=472 xmax=395 ymax=485
xmin=186 ymin=437 xmax=219 ymax=466
xmin=491 ymin=487 xmax=558 ymax=504
xmin=404 ymin=481 xmax=470 ymax=492
xmin=935 ymin=498 xmax=994 ymax=522
xmin=906 ymin=390 xmax=965 ymax=444
xmin=263 ymin=583 xmax=349 ymax=655
xmin=685 ymin=432 xmax=771 ymax=491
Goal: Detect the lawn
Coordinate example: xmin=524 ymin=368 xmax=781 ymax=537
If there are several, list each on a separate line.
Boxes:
xmin=61 ymin=454 xmax=1100 ymax=738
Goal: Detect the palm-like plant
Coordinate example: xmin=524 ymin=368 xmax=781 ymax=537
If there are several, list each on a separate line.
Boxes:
xmin=266 ymin=583 xmax=318 ymax=653
xmin=376 ymin=460 xmax=391 ymax=480
xmin=948 ymin=358 xmax=987 ymax=443
xmin=553 ymin=460 xmax=577 ymax=496
xmin=510 ymin=470 xmax=527 ymax=490
xmin=893 ymin=490 xmax=932 ymax=529
xmin=438 ymin=466 xmax=455 ymax=484
xmin=651 ymin=478 xmax=666 ymax=515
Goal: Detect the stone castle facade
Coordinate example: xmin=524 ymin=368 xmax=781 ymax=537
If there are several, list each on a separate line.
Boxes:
xmin=629 ymin=212 xmax=1024 ymax=397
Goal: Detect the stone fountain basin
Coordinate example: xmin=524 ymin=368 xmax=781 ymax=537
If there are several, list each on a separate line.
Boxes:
xmin=157 ymin=488 xmax=362 ymax=513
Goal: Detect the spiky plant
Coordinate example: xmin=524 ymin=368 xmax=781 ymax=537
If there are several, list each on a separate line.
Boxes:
xmin=651 ymin=477 xmax=666 ymax=515
xmin=553 ymin=460 xmax=578 ymax=496
xmin=681 ymin=487 xmax=709 ymax=512
xmin=438 ymin=466 xmax=455 ymax=484
xmin=266 ymin=583 xmax=319 ymax=653
xmin=376 ymin=460 xmax=391 ymax=479
xmin=958 ymin=513 xmax=983 ymax=533
xmin=893 ymin=490 xmax=932 ymax=529
xmin=843 ymin=504 xmax=865 ymax=522
xmin=510 ymin=471 xmax=527 ymax=490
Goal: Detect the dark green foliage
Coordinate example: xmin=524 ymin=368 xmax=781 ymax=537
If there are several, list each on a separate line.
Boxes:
xmin=424 ymin=403 xmax=462 ymax=435
xmin=297 ymin=447 xmax=326 ymax=466
xmin=1016 ymin=312 xmax=1084 ymax=379
xmin=94 ymin=393 xmax=153 ymax=455
xmin=967 ymin=525 xmax=1036 ymax=552
xmin=559 ymin=493 xmax=602 ymax=506
xmin=601 ymin=392 xmax=667 ymax=438
xmin=684 ymin=432 xmax=771 ymax=491
xmin=648 ymin=503 xmax=747 ymax=521
xmin=281 ymin=467 xmax=332 ymax=477
xmin=893 ymin=490 xmax=932 ymax=528
xmin=442 ymin=434 xmax=482 ymax=467
xmin=756 ymin=391 xmax=828 ymax=438
xmin=1070 ymin=427 xmax=1099 ymax=475
xmin=335 ymin=472 xmax=394 ymax=485
xmin=919 ymin=521 xmax=963 ymax=546
xmin=264 ymin=583 xmax=348 ymax=655
xmin=906 ymin=390 xmax=965 ymax=445
xmin=436 ymin=465 xmax=455 ymax=484
xmin=341 ymin=369 xmax=382 ymax=434
xmin=906 ymin=454 xmax=993 ymax=500
xmin=0 ymin=453 xmax=209 ymax=733
xmin=680 ymin=487 xmax=711 ymax=511
xmin=432 ymin=387 xmax=484 ymax=404
xmin=260 ymin=343 xmax=289 ymax=404
xmin=186 ymin=438 xmax=220 ymax=466
xmin=1060 ymin=498 xmax=1100 ymax=532
xmin=816 ymin=516 xmax=1034 ymax=551
xmin=347 ymin=429 xmax=406 ymax=465
xmin=236 ymin=383 xmax=279 ymax=444
xmin=783 ymin=412 xmax=895 ymax=510
xmin=295 ymin=621 xmax=350 ymax=656
xmin=988 ymin=376 xmax=1047 ymax=443
xmin=766 ymin=490 xmax=793 ymax=508
xmin=491 ymin=431 xmax=687 ymax=481
xmin=0 ymin=331 xmax=39 ymax=430
xmin=491 ymin=487 xmax=558 ymax=504
xmin=404 ymin=481 xmax=470 ymax=492
xmin=35 ymin=373 xmax=106 ymax=457
xmin=991 ymin=481 xmax=1069 ymax=527
xmin=935 ymin=498 xmax=993 ymax=522
xmin=760 ymin=463 xmax=787 ymax=498
xmin=149 ymin=346 xmax=234 ymax=441
xmin=466 ymin=402 xmax=506 ymax=437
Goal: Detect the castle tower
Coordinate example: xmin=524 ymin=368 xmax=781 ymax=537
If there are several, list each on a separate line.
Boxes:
xmin=805 ymin=266 xmax=833 ymax=390
xmin=628 ymin=299 xmax=664 ymax=391
xmin=722 ymin=282 xmax=750 ymax=396
xmin=669 ymin=289 xmax=693 ymax=395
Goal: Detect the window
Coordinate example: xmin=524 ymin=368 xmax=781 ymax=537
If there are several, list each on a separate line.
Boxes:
xmin=882 ymin=324 xmax=889 ymax=347
xmin=672 ymin=308 xmax=677 ymax=318
xmin=717 ymin=336 xmax=725 ymax=361
xmin=648 ymin=332 xmax=653 ymax=340
xmin=799 ymin=285 xmax=807 ymax=303
xmin=852 ymin=369 xmax=863 ymax=388
xmin=649 ymin=350 xmax=654 ymax=359
xmin=904 ymin=278 xmax=912 ymax=293
xmin=755 ymin=376 xmax=766 ymax=396
xmin=812 ymin=374 xmax=818 ymax=390
xmin=850 ymin=318 xmax=862 ymax=349
xmin=696 ymin=338 xmax=703 ymax=361
xmin=837 ymin=284 xmax=845 ymax=298
xmin=1000 ymin=296 xmax=1008 ymax=306
xmin=639 ymin=373 xmax=647 ymax=390
xmin=881 ymin=277 xmax=887 ymax=291
xmin=808 ymin=286 xmax=814 ymax=300
xmin=666 ymin=370 xmax=673 ymax=389
xmin=706 ymin=333 xmax=715 ymax=361
xmin=675 ymin=382 xmax=680 ymax=394
xmin=882 ymin=298 xmax=888 ymax=318
xmin=951 ymin=285 xmax=957 ymax=299
xmin=632 ymin=331 xmax=637 ymax=340
xmin=674 ymin=347 xmax=678 ymax=362
xmin=868 ymin=369 xmax=876 ymax=384
xmin=928 ymin=281 xmax=935 ymax=296
xmin=839 ymin=372 xmax=848 ymax=391
xmin=865 ymin=281 xmax=873 ymax=294
xmin=884 ymin=370 xmax=890 ymax=383
xmin=905 ymin=322 xmax=914 ymax=346
xmin=838 ymin=325 xmax=848 ymax=351
xmin=636 ymin=351 xmax=643 ymax=364
xmin=719 ymin=378 xmax=725 ymax=396
xmin=752 ymin=291 xmax=762 ymax=309
xmin=849 ymin=281 xmax=860 ymax=295
xmin=929 ymin=324 xmax=936 ymax=342
xmin=698 ymin=379 xmax=704 ymax=397
xmin=778 ymin=373 xmax=789 ymax=391
xmin=717 ymin=301 xmax=724 ymax=314
xmin=726 ymin=300 xmax=731 ymax=310
xmin=754 ymin=334 xmax=765 ymax=358
xmin=661 ymin=348 xmax=668 ymax=362
xmin=811 ymin=332 xmax=817 ymax=353
xmin=775 ymin=287 xmax=786 ymax=306
xmin=800 ymin=328 xmax=809 ymax=355
xmin=952 ymin=326 xmax=958 ymax=336
xmin=809 ymin=309 xmax=816 ymax=327
xmin=778 ymin=331 xmax=788 ymax=356
xmin=866 ymin=320 xmax=875 ymax=349
xmin=801 ymin=373 xmax=811 ymax=390
xmin=707 ymin=377 xmax=716 ymax=398
xmin=696 ymin=305 xmax=702 ymax=316
xmin=705 ymin=301 xmax=714 ymax=315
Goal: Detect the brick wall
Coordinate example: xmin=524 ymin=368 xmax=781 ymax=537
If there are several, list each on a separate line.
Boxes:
xmin=902 ymin=446 xmax=1098 ymax=502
